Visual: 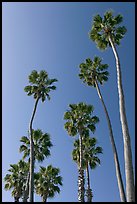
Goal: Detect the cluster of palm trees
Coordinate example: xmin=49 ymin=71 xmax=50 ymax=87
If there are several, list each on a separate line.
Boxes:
xmin=4 ymin=10 xmax=134 ymax=202
xmin=4 ymin=70 xmax=63 ymax=202
xmin=88 ymin=11 xmax=134 ymax=202
xmin=63 ymin=10 xmax=134 ymax=202
xmin=64 ymin=103 xmax=102 ymax=202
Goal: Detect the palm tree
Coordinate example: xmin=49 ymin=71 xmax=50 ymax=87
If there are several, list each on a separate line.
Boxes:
xmin=79 ymin=56 xmax=126 ymax=202
xmin=34 ymin=165 xmax=63 ymax=202
xmin=4 ymin=160 xmax=29 ymax=202
xmin=89 ymin=11 xmax=134 ymax=202
xmin=72 ymin=136 xmax=102 ymax=202
xmin=24 ymin=70 xmax=57 ymax=202
xmin=19 ymin=129 xmax=53 ymax=201
xmin=64 ymin=102 xmax=99 ymax=202
xmin=19 ymin=129 xmax=53 ymax=162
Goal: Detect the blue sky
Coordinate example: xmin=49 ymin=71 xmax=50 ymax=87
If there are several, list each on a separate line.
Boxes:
xmin=2 ymin=2 xmax=135 ymax=202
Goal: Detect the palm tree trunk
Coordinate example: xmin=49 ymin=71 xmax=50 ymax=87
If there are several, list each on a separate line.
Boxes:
xmin=78 ymin=129 xmax=85 ymax=202
xmin=86 ymin=162 xmax=92 ymax=202
xmin=14 ymin=197 xmax=19 ymax=202
xmin=29 ymin=96 xmax=40 ymax=202
xmin=108 ymin=36 xmax=135 ymax=202
xmin=42 ymin=194 xmax=48 ymax=202
xmin=23 ymin=172 xmax=30 ymax=202
xmin=95 ymin=80 xmax=127 ymax=202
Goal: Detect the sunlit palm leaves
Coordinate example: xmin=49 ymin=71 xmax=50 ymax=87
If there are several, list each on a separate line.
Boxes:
xmin=24 ymin=70 xmax=58 ymax=102
xmin=4 ymin=160 xmax=29 ymax=201
xmin=72 ymin=136 xmax=103 ymax=169
xmin=79 ymin=56 xmax=109 ymax=87
xmin=34 ymin=165 xmax=63 ymax=202
xmin=89 ymin=11 xmax=127 ymax=50
xmin=64 ymin=102 xmax=99 ymax=136
xmin=19 ymin=129 xmax=53 ymax=162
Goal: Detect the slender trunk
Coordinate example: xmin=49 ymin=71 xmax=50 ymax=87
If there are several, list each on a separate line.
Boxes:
xmin=23 ymin=172 xmax=30 ymax=202
xmin=86 ymin=162 xmax=92 ymax=202
xmin=95 ymin=80 xmax=126 ymax=202
xmin=109 ymin=36 xmax=135 ymax=202
xmin=29 ymin=96 xmax=40 ymax=202
xmin=78 ymin=129 xmax=85 ymax=202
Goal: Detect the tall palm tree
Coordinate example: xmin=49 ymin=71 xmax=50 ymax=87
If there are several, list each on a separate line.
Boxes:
xmin=4 ymin=160 xmax=29 ymax=202
xmin=34 ymin=165 xmax=63 ymax=202
xmin=89 ymin=11 xmax=134 ymax=202
xmin=79 ymin=56 xmax=126 ymax=202
xmin=64 ymin=103 xmax=99 ymax=202
xmin=19 ymin=129 xmax=53 ymax=202
xmin=72 ymin=136 xmax=102 ymax=202
xmin=24 ymin=70 xmax=58 ymax=202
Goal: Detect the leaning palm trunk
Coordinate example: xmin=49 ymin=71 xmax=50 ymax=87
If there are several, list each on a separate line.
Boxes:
xmin=86 ymin=162 xmax=92 ymax=202
xmin=78 ymin=130 xmax=85 ymax=202
xmin=109 ymin=36 xmax=135 ymax=202
xmin=29 ymin=96 xmax=40 ymax=202
xmin=95 ymin=80 xmax=126 ymax=202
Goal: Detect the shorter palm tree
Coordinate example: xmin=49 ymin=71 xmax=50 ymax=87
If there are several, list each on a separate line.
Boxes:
xmin=72 ymin=136 xmax=102 ymax=202
xmin=19 ymin=129 xmax=53 ymax=201
xmin=34 ymin=165 xmax=63 ymax=202
xmin=4 ymin=160 xmax=29 ymax=202
xmin=64 ymin=103 xmax=99 ymax=202
xmin=19 ymin=129 xmax=53 ymax=162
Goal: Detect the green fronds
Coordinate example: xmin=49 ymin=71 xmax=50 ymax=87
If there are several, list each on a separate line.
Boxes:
xmin=19 ymin=129 xmax=52 ymax=162
xmin=79 ymin=57 xmax=109 ymax=87
xmin=72 ymin=136 xmax=103 ymax=170
xmin=3 ymin=160 xmax=29 ymax=199
xmin=35 ymin=165 xmax=63 ymax=200
xmin=64 ymin=103 xmax=99 ymax=139
xmin=114 ymin=14 xmax=123 ymax=25
xmin=89 ymin=10 xmax=127 ymax=49
xmin=104 ymin=10 xmax=113 ymax=21
xmin=87 ymin=124 xmax=96 ymax=133
xmin=115 ymin=26 xmax=127 ymax=35
xmin=20 ymin=136 xmax=30 ymax=144
xmin=93 ymin=14 xmax=102 ymax=24
xmin=25 ymin=70 xmax=58 ymax=102
xmin=28 ymin=70 xmax=39 ymax=84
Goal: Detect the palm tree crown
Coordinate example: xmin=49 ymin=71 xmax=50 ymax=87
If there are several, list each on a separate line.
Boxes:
xmin=64 ymin=102 xmax=99 ymax=136
xmin=79 ymin=56 xmax=109 ymax=87
xmin=34 ymin=165 xmax=63 ymax=202
xmin=89 ymin=10 xmax=127 ymax=50
xmin=24 ymin=70 xmax=58 ymax=102
xmin=72 ymin=136 xmax=103 ymax=169
xmin=19 ymin=129 xmax=53 ymax=162
xmin=4 ymin=160 xmax=29 ymax=201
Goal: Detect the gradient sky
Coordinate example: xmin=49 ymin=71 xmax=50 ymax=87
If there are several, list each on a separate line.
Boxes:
xmin=2 ymin=2 xmax=135 ymax=202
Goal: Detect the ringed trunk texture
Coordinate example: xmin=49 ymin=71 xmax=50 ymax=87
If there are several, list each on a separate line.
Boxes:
xmin=78 ymin=168 xmax=85 ymax=202
xmin=95 ymin=80 xmax=126 ymax=202
xmin=78 ymin=131 xmax=85 ymax=202
xmin=109 ymin=36 xmax=135 ymax=202
xmin=86 ymin=162 xmax=92 ymax=202
xmin=29 ymin=97 xmax=40 ymax=202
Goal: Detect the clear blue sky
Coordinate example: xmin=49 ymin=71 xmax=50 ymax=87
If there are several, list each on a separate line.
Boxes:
xmin=2 ymin=2 xmax=135 ymax=202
